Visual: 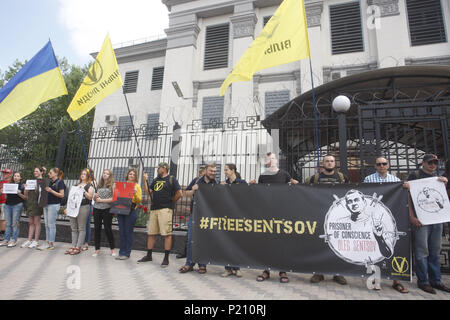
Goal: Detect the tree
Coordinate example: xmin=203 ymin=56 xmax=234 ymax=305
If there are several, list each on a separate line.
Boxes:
xmin=0 ymin=58 xmax=94 ymax=180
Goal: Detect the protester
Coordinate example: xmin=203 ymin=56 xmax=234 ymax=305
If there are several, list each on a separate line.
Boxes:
xmin=116 ymin=168 xmax=142 ymax=260
xmin=306 ymin=154 xmax=348 ymax=285
xmin=220 ymin=163 xmax=246 ymax=278
xmin=252 ymin=152 xmax=298 ymax=284
xmin=363 ymin=156 xmax=409 ymax=293
xmin=179 ymin=163 xmax=218 ymax=274
xmin=0 ymin=172 xmax=26 ymax=247
xmin=40 ymin=168 xmax=65 ymax=250
xmin=83 ymin=169 xmax=95 ymax=252
xmin=65 ymin=169 xmax=94 ymax=255
xmin=176 ymin=166 xmax=206 ymax=259
xmin=140 ymin=162 xmax=182 ymax=267
xmin=0 ymin=169 xmax=13 ymax=241
xmin=21 ymin=167 xmax=45 ymax=249
xmin=405 ymin=154 xmax=450 ymax=294
xmin=93 ymin=169 xmax=116 ymax=257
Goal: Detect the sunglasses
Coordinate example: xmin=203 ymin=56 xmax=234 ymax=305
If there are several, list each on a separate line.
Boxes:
xmin=427 ymin=160 xmax=438 ymax=165
xmin=376 ymin=163 xmax=388 ymax=166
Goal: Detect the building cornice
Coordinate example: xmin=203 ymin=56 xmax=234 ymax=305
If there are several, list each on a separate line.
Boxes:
xmin=367 ymin=0 xmax=400 ymax=17
xmin=230 ymin=12 xmax=258 ymax=39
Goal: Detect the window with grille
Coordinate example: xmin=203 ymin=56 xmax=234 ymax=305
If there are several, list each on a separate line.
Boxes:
xmin=117 ymin=116 xmax=133 ymax=141
xmin=146 ymin=113 xmax=160 ymax=140
xmin=329 ymin=2 xmax=364 ymax=55
xmin=202 ymin=96 xmax=224 ymax=129
xmin=406 ymin=0 xmax=446 ymax=46
xmin=151 ymin=67 xmax=164 ymax=90
xmin=123 ymin=71 xmax=139 ymax=93
xmin=265 ymin=90 xmax=290 ymax=118
xmin=204 ymin=23 xmax=229 ymax=70
xmin=113 ymin=167 xmax=129 ymax=182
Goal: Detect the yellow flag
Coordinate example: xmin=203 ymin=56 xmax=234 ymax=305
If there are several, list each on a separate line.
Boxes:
xmin=220 ymin=0 xmax=310 ymax=96
xmin=67 ymin=34 xmax=123 ymax=121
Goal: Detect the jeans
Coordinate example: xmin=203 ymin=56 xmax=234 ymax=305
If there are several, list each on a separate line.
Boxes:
xmin=3 ymin=203 xmax=23 ymax=242
xmin=117 ymin=209 xmax=138 ymax=257
xmin=69 ymin=205 xmax=90 ymax=248
xmin=184 ymin=213 xmax=206 ymax=268
xmin=413 ymin=223 xmax=443 ymax=286
xmin=93 ymin=207 xmax=114 ymax=250
xmin=44 ymin=204 xmax=60 ymax=243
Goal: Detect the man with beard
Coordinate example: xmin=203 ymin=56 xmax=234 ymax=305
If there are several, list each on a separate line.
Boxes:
xmin=307 ymin=154 xmax=349 ymax=285
xmin=140 ymin=162 xmax=182 ymax=267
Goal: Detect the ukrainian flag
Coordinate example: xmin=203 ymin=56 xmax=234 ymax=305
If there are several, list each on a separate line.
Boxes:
xmin=0 ymin=41 xmax=68 ymax=130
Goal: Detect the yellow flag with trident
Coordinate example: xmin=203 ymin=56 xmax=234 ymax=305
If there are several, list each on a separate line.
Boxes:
xmin=220 ymin=0 xmax=310 ymax=96
xmin=67 ymin=34 xmax=123 ymax=120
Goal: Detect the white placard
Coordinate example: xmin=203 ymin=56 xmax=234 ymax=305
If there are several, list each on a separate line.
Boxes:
xmin=409 ymin=177 xmax=450 ymax=225
xmin=25 ymin=180 xmax=37 ymax=190
xmin=2 ymin=183 xmax=18 ymax=194
xmin=66 ymin=186 xmax=85 ymax=218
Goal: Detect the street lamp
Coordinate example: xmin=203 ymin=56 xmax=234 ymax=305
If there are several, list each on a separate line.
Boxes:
xmin=172 ymin=81 xmax=193 ymax=100
xmin=332 ymin=95 xmax=351 ymax=176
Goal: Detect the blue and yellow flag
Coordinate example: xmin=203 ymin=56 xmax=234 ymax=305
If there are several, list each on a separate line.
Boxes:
xmin=0 ymin=41 xmax=68 ymax=130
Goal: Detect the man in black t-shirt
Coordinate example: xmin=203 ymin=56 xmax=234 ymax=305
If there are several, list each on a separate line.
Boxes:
xmin=140 ymin=162 xmax=182 ymax=267
xmin=307 ymin=154 xmax=349 ymax=286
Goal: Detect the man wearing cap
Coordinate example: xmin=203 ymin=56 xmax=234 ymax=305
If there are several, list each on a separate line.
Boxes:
xmin=405 ymin=154 xmax=450 ymax=294
xmin=0 ymin=169 xmax=12 ymax=241
xmin=141 ymin=162 xmax=182 ymax=267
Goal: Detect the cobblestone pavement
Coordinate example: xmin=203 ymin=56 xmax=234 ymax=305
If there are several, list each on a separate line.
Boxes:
xmin=1 ymin=238 xmax=450 ymax=300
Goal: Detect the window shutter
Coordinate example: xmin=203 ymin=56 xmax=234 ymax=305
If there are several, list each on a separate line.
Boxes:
xmin=151 ymin=67 xmax=164 ymax=90
xmin=202 ymin=96 xmax=224 ymax=129
xmin=123 ymin=71 xmax=139 ymax=93
xmin=204 ymin=24 xmax=230 ymax=70
xmin=146 ymin=113 xmax=160 ymax=140
xmin=265 ymin=90 xmax=290 ymax=118
xmin=329 ymin=2 xmax=364 ymax=55
xmin=117 ymin=116 xmax=133 ymax=141
xmin=406 ymin=0 xmax=446 ymax=46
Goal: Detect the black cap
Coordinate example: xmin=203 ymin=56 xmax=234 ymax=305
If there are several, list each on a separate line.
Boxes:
xmin=423 ymin=154 xmax=438 ymax=162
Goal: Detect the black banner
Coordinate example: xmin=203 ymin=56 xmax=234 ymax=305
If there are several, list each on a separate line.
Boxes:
xmin=192 ymin=183 xmax=411 ymax=280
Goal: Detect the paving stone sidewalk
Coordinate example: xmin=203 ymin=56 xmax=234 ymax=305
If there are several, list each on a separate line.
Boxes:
xmin=1 ymin=238 xmax=450 ymax=300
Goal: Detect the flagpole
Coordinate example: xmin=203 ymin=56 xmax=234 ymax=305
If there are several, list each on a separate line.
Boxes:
xmin=74 ymin=119 xmax=97 ymax=191
xmin=123 ymin=92 xmax=145 ymax=170
xmin=308 ymin=59 xmax=321 ymax=171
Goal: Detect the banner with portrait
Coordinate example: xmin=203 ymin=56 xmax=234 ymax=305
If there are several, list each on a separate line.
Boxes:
xmin=110 ymin=182 xmax=135 ymax=215
xmin=66 ymin=186 xmax=85 ymax=218
xmin=192 ymin=183 xmax=411 ymax=280
xmin=409 ymin=177 xmax=450 ymax=225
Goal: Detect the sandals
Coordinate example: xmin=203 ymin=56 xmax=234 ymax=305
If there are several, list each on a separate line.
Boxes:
xmin=179 ymin=265 xmax=194 ymax=273
xmin=65 ymin=248 xmax=76 ymax=255
xmin=198 ymin=266 xmax=207 ymax=274
xmin=256 ymin=270 xmax=270 ymax=282
xmin=279 ymin=272 xmax=289 ymax=283
xmin=392 ymin=282 xmax=409 ymax=294
xmin=69 ymin=248 xmax=81 ymax=255
xmin=81 ymin=245 xmax=89 ymax=251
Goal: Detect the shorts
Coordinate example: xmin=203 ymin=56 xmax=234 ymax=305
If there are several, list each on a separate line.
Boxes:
xmin=148 ymin=208 xmax=173 ymax=236
xmin=0 ymin=203 xmax=4 ymax=220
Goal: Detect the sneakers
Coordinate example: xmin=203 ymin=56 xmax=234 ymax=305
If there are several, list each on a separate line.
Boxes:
xmin=161 ymin=259 xmax=169 ymax=268
xmin=235 ymin=270 xmax=243 ymax=278
xmin=111 ymin=252 xmax=118 ymax=257
xmin=7 ymin=241 xmax=17 ymax=248
xmin=431 ymin=283 xmax=450 ymax=293
xmin=115 ymin=256 xmax=129 ymax=260
xmin=37 ymin=244 xmax=50 ymax=250
xmin=333 ymin=275 xmax=347 ymax=285
xmin=221 ymin=269 xmax=234 ymax=277
xmin=310 ymin=274 xmax=325 ymax=283
xmin=137 ymin=255 xmax=152 ymax=263
xmin=419 ymin=284 xmax=437 ymax=294
xmin=28 ymin=241 xmax=38 ymax=249
xmin=21 ymin=240 xmax=32 ymax=248
xmin=0 ymin=241 xmax=8 ymax=247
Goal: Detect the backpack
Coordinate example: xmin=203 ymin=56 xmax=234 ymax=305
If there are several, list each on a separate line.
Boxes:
xmin=312 ymin=172 xmax=345 ymax=184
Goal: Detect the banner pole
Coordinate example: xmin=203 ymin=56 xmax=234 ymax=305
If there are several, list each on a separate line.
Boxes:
xmin=123 ymin=92 xmax=146 ymax=170
xmin=308 ymin=59 xmax=321 ymax=171
xmin=74 ymin=120 xmax=97 ymax=191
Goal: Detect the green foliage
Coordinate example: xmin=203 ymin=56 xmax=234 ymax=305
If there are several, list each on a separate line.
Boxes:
xmin=0 ymin=57 xmax=95 ymax=180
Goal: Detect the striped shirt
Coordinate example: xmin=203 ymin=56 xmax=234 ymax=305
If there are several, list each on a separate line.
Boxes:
xmin=363 ymin=172 xmax=401 ymax=183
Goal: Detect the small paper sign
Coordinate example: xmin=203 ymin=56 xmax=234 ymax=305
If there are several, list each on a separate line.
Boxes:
xmin=25 ymin=180 xmax=37 ymax=190
xmin=2 ymin=183 xmax=18 ymax=194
